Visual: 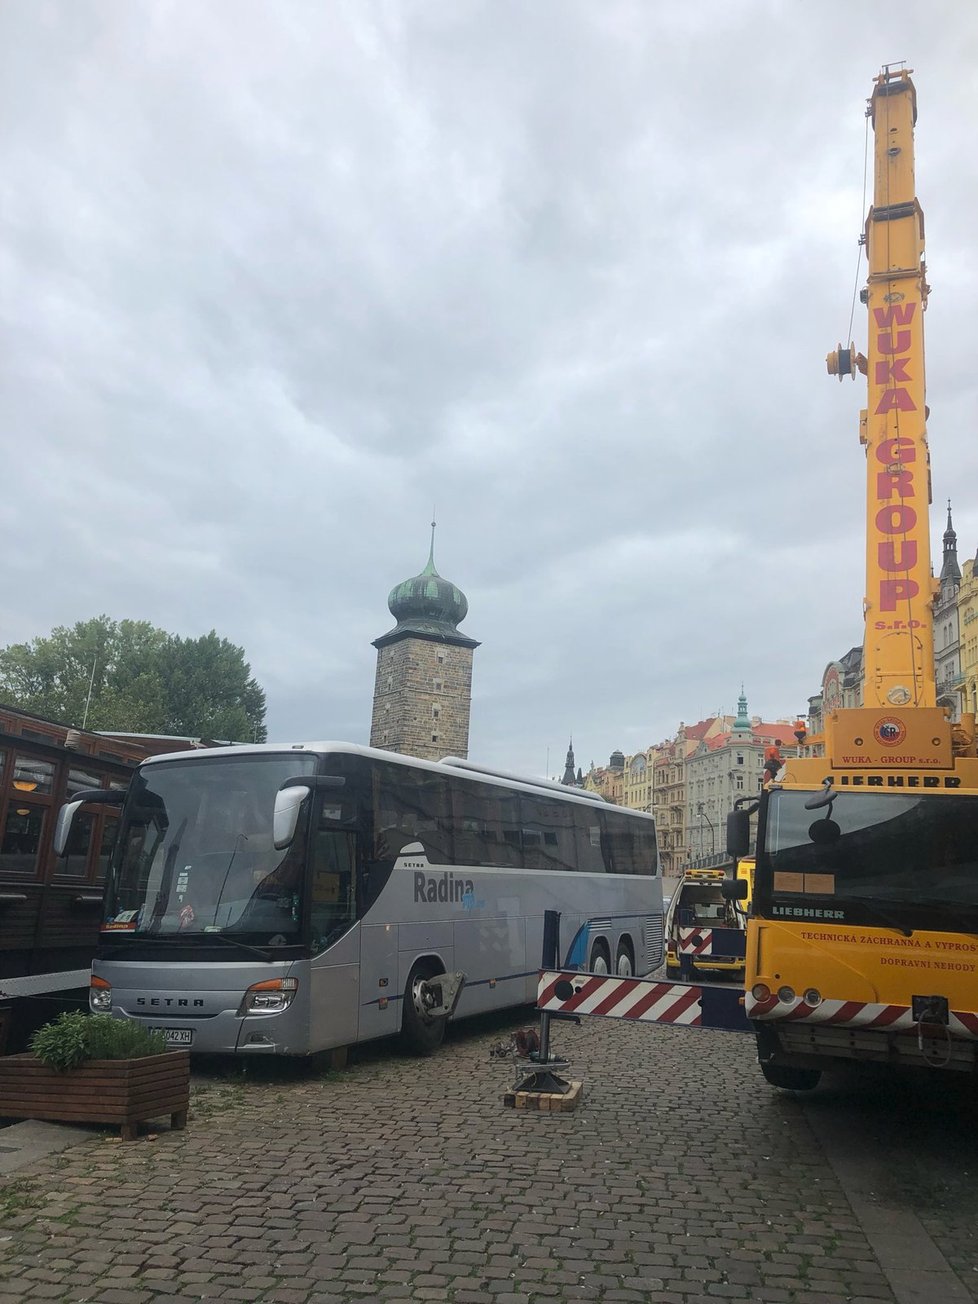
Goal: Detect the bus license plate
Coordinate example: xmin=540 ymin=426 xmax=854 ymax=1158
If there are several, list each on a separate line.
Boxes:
xmin=164 ymin=1028 xmax=193 ymax=1046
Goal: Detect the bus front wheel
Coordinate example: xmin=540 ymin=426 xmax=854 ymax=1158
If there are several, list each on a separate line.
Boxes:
xmin=760 ymin=1061 xmax=821 ymax=1092
xmin=400 ymin=963 xmax=447 ymax=1056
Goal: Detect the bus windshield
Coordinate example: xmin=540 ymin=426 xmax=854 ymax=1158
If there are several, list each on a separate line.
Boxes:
xmin=760 ymin=789 xmax=978 ymax=931
xmin=104 ymin=754 xmax=318 ymax=945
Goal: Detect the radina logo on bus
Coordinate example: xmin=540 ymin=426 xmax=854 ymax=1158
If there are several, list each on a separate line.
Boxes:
xmin=413 ymin=871 xmax=483 ymax=909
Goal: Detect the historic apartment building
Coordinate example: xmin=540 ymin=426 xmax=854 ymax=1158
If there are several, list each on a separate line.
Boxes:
xmin=369 ymin=533 xmax=479 ymax=762
xmin=960 ymin=553 xmax=978 ymax=718
xmin=684 ymin=693 xmax=799 ymax=863
xmin=651 ymin=716 xmax=730 ymax=876
xmin=809 ymin=509 xmax=978 ymax=730
xmin=583 ymin=750 xmax=625 ymax=805
xmin=586 ymin=700 xmax=800 ymax=876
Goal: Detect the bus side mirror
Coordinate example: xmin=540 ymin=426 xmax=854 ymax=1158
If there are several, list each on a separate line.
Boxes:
xmin=273 ymin=775 xmax=345 ymax=849
xmin=273 ymin=786 xmax=311 ymax=849
xmin=726 ymin=809 xmax=751 ymax=858
xmin=54 ymin=788 xmax=125 ymax=857
xmin=721 ymin=877 xmax=749 ymax=901
xmin=54 ymin=801 xmax=85 ymax=857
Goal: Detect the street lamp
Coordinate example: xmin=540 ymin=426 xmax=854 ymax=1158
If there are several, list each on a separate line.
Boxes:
xmin=697 ymin=802 xmax=715 ymax=858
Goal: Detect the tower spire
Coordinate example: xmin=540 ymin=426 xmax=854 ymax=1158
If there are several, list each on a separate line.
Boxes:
xmin=941 ymin=499 xmax=961 ymax=586
xmin=425 ymin=511 xmax=437 ymax=574
xmin=561 ymin=738 xmax=578 ymax=786
xmin=733 ymin=685 xmax=751 ymax=733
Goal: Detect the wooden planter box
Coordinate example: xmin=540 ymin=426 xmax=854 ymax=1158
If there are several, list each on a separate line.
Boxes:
xmin=0 ymin=1050 xmax=190 ymax=1141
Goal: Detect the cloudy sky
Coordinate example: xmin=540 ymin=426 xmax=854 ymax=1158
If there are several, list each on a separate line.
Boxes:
xmin=2 ymin=2 xmax=977 ymax=778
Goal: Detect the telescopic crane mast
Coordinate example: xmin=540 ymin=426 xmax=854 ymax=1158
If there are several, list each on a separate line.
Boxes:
xmin=827 ymin=66 xmax=936 ymax=714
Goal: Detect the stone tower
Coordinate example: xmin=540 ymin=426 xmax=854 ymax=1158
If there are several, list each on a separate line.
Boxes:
xmin=369 ymin=528 xmax=479 ymax=761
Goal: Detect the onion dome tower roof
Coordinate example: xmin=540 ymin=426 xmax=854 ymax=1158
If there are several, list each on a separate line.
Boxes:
xmin=732 ymin=685 xmax=752 ymax=734
xmin=373 ymin=525 xmax=479 ymax=650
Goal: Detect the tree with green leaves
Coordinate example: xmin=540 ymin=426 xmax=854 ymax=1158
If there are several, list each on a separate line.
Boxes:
xmin=0 ymin=616 xmax=267 ymax=742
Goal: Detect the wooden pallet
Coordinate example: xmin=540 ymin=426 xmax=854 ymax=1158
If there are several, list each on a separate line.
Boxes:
xmin=503 ymin=1080 xmax=584 ymax=1112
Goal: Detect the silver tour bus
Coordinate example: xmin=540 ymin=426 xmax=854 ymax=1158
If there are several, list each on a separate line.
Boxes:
xmin=54 ymin=742 xmax=662 ymax=1056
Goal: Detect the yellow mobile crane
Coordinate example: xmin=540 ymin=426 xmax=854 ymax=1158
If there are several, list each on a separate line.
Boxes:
xmin=725 ymin=66 xmax=978 ymax=1088
xmin=535 ymin=68 xmax=978 ymax=1096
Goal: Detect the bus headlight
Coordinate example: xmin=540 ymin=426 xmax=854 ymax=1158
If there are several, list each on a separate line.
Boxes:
xmin=90 ymin=976 xmax=112 ymax=1012
xmin=237 ymin=977 xmax=298 ymax=1016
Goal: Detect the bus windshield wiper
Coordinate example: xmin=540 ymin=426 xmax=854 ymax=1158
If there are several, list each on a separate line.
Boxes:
xmin=204 ymin=932 xmax=274 ymax=962
xmin=130 ymin=931 xmax=273 ymax=961
xmin=840 ymin=896 xmax=913 ymax=937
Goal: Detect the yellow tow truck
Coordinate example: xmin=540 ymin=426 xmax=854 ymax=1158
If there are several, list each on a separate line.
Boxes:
xmin=665 ymin=860 xmax=754 ymax=979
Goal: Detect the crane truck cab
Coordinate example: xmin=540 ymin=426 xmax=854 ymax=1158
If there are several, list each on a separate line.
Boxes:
xmin=664 ymin=861 xmax=753 ymax=979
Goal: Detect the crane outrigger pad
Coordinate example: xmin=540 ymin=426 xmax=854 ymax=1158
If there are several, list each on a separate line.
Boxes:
xmin=537 ymin=970 xmax=752 ymax=1033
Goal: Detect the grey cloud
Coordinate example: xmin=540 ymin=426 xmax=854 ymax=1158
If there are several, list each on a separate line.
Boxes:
xmin=1 ymin=0 xmax=975 ymax=779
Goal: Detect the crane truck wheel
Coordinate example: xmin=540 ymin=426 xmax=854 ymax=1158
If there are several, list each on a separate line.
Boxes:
xmin=760 ymin=1062 xmax=821 ymax=1091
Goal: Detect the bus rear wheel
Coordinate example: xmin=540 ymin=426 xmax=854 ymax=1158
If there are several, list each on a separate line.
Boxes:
xmin=588 ymin=940 xmax=611 ymax=975
xmin=400 ymin=963 xmax=447 ymax=1056
xmin=615 ymin=940 xmax=634 ymax=977
xmin=760 ymin=1061 xmax=821 ymax=1092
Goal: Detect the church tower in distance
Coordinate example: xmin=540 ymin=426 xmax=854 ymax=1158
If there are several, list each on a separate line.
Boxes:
xmin=370 ymin=526 xmax=479 ymax=761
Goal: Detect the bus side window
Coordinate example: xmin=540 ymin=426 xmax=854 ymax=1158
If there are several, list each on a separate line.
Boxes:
xmin=573 ymin=809 xmax=606 ymax=874
xmin=373 ymin=764 xmax=452 ymax=864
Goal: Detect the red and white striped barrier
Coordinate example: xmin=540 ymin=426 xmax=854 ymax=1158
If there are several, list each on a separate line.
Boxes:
xmin=746 ymin=991 xmax=978 ymax=1040
xmin=537 ymin=969 xmax=751 ymax=1031
xmin=538 ymin=970 xmax=702 ymax=1025
xmin=678 ymin=927 xmax=714 ymax=956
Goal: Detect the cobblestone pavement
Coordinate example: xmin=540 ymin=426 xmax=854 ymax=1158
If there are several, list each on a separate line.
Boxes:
xmin=1 ymin=1009 xmax=976 ymax=1304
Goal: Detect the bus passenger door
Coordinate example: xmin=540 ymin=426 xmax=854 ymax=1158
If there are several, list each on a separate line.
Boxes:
xmin=307 ymin=827 xmax=360 ymax=1050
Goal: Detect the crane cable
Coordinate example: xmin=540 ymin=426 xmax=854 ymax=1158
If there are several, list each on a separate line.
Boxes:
xmin=845 ymin=109 xmax=871 ymax=349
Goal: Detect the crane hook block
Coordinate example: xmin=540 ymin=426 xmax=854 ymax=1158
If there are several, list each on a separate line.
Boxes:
xmin=826 ymin=342 xmax=857 ymax=380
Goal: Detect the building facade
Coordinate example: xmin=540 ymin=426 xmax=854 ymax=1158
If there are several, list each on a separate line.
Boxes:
xmin=959 ymin=553 xmax=978 ymax=718
xmin=652 ymin=734 xmax=687 ymax=877
xmin=934 ymin=503 xmax=963 ymax=718
xmin=684 ymin=694 xmax=798 ymax=865
xmin=369 ymin=535 xmax=479 ymax=762
xmin=622 ymin=747 xmax=655 ymax=811
xmin=584 ymin=751 xmax=625 ymax=805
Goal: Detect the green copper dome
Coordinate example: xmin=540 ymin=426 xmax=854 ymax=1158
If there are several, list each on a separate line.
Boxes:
xmin=373 ymin=530 xmax=479 ymax=650
xmin=733 ymin=685 xmax=752 ymax=733
xmin=387 ymin=555 xmax=468 ymax=629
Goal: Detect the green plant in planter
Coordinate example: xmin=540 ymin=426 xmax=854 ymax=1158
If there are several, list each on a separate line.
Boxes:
xmin=29 ymin=1013 xmax=167 ymax=1071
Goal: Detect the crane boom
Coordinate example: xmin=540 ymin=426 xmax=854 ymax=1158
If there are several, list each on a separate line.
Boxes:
xmin=825 ymin=67 xmax=955 ymax=766
xmin=861 ymin=68 xmax=934 ymax=710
